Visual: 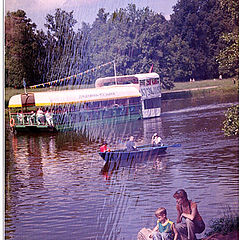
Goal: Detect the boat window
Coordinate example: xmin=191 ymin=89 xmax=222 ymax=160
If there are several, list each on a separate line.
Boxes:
xmin=101 ymin=100 xmax=114 ymax=107
xmin=152 ymin=78 xmax=160 ymax=85
xmin=139 ymin=80 xmax=145 ymax=86
xmin=146 ymin=79 xmax=152 ymax=85
xmin=143 ymin=97 xmax=161 ymax=109
xmin=115 ymin=99 xmax=127 ymax=106
xmin=129 ymin=97 xmax=141 ymax=105
xmin=88 ymin=101 xmax=100 ymax=109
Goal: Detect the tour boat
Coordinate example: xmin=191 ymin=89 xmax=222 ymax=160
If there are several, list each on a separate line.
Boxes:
xmin=8 ymin=73 xmax=162 ymax=133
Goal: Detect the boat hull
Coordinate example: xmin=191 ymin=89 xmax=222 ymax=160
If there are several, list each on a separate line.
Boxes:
xmin=99 ymin=145 xmax=167 ymax=162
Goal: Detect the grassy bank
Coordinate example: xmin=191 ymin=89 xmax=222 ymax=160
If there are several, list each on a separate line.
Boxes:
xmin=161 ymin=77 xmax=238 ymax=100
xmin=162 ymin=77 xmax=238 ymax=93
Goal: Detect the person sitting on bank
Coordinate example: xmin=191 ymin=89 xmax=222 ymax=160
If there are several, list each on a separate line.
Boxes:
xmin=126 ymin=136 xmax=137 ymax=151
xmin=152 ymin=133 xmax=163 ymax=146
xmin=150 ymin=207 xmax=178 ymax=240
xmin=173 ymin=189 xmax=205 ymax=240
xmin=100 ymin=142 xmax=110 ymax=152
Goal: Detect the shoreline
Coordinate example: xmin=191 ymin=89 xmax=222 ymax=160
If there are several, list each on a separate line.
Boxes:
xmin=162 ymin=86 xmax=218 ymax=100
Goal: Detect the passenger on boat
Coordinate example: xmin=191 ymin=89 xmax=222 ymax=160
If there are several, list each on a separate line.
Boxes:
xmin=149 ymin=207 xmax=178 ymax=240
xmin=45 ymin=108 xmax=54 ymax=127
xmin=173 ymin=189 xmax=205 ymax=240
xmin=126 ymin=136 xmax=137 ymax=151
xmin=29 ymin=111 xmax=36 ymax=125
xmin=152 ymin=133 xmax=163 ymax=146
xmin=100 ymin=142 xmax=110 ymax=152
xmin=36 ymin=108 xmax=44 ymax=125
xmin=17 ymin=110 xmax=23 ymax=124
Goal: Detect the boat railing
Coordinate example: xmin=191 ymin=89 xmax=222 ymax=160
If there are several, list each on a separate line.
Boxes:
xmin=9 ymin=112 xmax=49 ymax=127
xmin=9 ymin=102 xmax=142 ymax=128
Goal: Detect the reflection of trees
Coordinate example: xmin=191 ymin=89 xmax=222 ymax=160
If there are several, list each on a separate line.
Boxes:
xmin=26 ymin=136 xmax=44 ymax=189
xmin=100 ymin=153 xmax=170 ymax=182
xmin=54 ymin=119 xmax=144 ymax=153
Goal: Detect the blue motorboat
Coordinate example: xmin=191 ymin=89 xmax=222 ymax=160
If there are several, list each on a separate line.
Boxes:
xmin=98 ymin=144 xmax=170 ymax=162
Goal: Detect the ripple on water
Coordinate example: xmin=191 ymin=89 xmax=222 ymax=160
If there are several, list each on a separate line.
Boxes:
xmin=5 ymin=98 xmax=239 ymax=240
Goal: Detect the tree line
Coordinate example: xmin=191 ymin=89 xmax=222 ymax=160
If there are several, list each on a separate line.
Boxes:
xmin=5 ymin=0 xmax=238 ymax=89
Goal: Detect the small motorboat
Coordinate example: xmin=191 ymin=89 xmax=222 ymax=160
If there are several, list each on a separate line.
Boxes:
xmin=98 ymin=144 xmax=176 ymax=162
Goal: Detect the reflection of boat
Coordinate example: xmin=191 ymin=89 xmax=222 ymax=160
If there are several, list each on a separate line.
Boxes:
xmin=99 ymin=144 xmax=168 ymax=162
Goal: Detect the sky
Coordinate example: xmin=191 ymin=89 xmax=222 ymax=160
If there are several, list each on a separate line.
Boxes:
xmin=5 ymin=0 xmax=178 ymax=30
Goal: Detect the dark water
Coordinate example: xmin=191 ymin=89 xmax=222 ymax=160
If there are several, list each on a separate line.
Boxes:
xmin=5 ymin=95 xmax=239 ymax=240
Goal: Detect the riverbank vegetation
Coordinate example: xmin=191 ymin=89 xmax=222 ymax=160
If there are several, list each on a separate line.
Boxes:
xmin=205 ymin=211 xmax=239 ymax=237
xmin=222 ymin=104 xmax=239 ymax=136
xmin=5 ymin=0 xmax=238 ymax=90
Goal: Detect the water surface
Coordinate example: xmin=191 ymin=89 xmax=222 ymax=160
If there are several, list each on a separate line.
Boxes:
xmin=5 ymin=94 xmax=239 ymax=240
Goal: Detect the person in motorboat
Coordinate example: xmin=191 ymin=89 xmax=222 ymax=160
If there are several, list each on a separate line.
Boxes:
xmin=100 ymin=142 xmax=110 ymax=152
xmin=173 ymin=189 xmax=205 ymax=240
xmin=126 ymin=136 xmax=137 ymax=151
xmin=152 ymin=133 xmax=163 ymax=146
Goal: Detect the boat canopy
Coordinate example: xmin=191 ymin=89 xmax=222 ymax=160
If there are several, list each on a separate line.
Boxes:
xmin=8 ymin=84 xmax=141 ymax=108
xmin=95 ymin=73 xmax=159 ymax=87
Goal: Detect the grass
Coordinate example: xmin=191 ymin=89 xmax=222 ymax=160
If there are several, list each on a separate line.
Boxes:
xmin=162 ymin=77 xmax=238 ymax=92
xmin=205 ymin=209 xmax=239 ymax=236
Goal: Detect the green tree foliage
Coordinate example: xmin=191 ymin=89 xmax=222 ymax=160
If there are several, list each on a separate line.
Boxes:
xmin=43 ymin=9 xmax=84 ymax=81
xmin=5 ymin=10 xmax=40 ymax=88
xmin=216 ymin=0 xmax=239 ymax=77
xmin=217 ymin=0 xmax=239 ymax=137
xmin=86 ymin=5 xmax=172 ymax=86
xmin=222 ymin=104 xmax=239 ymax=136
xmin=5 ymin=1 xmax=238 ymax=88
xmin=165 ymin=35 xmax=194 ymax=85
xmin=169 ymin=0 xmax=232 ymax=81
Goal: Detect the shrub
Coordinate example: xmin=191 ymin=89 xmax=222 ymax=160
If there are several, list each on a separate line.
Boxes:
xmin=206 ymin=210 xmax=239 ymax=236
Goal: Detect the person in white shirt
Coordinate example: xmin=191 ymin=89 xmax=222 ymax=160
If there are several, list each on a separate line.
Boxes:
xmin=45 ymin=109 xmax=53 ymax=126
xmin=36 ymin=108 xmax=44 ymax=125
xmin=151 ymin=133 xmax=163 ymax=146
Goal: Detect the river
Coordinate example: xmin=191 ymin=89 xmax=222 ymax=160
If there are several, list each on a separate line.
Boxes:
xmin=5 ymin=94 xmax=239 ymax=240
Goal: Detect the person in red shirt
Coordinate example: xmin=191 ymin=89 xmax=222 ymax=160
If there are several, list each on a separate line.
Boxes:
xmin=100 ymin=142 xmax=110 ymax=152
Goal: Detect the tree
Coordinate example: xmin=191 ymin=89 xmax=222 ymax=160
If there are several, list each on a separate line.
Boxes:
xmin=218 ymin=0 xmax=239 ymax=137
xmin=169 ymin=0 xmax=232 ymax=80
xmin=86 ymin=4 xmax=175 ymax=88
xmin=165 ymin=35 xmax=194 ymax=84
xmin=5 ymin=10 xmax=40 ymax=88
xmin=222 ymin=105 xmax=239 ymax=136
xmin=216 ymin=0 xmax=239 ymax=77
xmin=44 ymin=8 xmax=79 ymax=80
xmin=43 ymin=8 xmax=86 ymax=83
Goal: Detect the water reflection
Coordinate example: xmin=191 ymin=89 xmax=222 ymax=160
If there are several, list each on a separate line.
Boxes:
xmin=100 ymin=152 xmax=169 ymax=181
xmin=5 ymin=96 xmax=239 ymax=240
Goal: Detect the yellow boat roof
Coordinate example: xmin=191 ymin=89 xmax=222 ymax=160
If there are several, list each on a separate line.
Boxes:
xmin=8 ymin=84 xmax=141 ymax=108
